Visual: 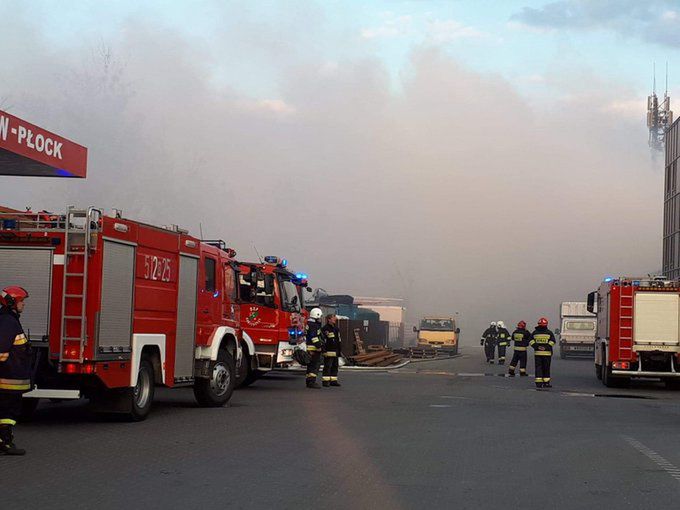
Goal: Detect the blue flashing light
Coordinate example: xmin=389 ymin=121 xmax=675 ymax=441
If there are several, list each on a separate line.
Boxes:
xmin=213 ymin=290 xmax=220 ymax=298
xmin=604 ymin=277 xmax=614 ymax=283
xmin=264 ymin=256 xmax=278 ymax=264
xmin=281 ymin=259 xmax=288 ymax=268
xmin=55 ymin=168 xmax=73 ymax=177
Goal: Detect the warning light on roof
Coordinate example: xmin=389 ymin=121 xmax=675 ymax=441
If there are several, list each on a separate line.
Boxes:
xmin=604 ymin=277 xmax=614 ymax=283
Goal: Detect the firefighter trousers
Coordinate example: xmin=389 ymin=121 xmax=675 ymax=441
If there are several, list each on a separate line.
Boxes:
xmin=322 ymin=354 xmax=339 ymax=384
xmin=534 ymin=356 xmax=552 ymax=386
xmin=306 ymin=350 xmax=322 ymax=385
xmin=497 ymin=344 xmax=507 ymax=362
xmin=484 ymin=342 xmax=496 ymax=361
xmin=509 ymin=351 xmax=527 ymax=374
xmin=0 ymin=391 xmax=22 ymax=427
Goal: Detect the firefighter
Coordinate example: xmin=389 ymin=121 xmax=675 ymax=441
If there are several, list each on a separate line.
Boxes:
xmin=496 ymin=321 xmax=511 ymax=365
xmin=305 ymin=308 xmax=324 ymax=389
xmin=321 ymin=314 xmax=342 ymax=387
xmin=0 ymin=286 xmax=32 ymax=455
xmin=508 ymin=320 xmax=531 ymax=377
xmin=530 ymin=317 xmax=556 ymax=388
xmin=480 ymin=322 xmax=498 ymax=364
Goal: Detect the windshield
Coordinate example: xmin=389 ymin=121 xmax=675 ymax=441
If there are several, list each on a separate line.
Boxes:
xmin=279 ymin=277 xmax=301 ymax=312
xmin=564 ymin=321 xmax=595 ymax=331
xmin=420 ymin=319 xmax=454 ymax=331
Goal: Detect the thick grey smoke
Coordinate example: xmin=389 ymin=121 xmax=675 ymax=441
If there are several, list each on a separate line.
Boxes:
xmin=0 ymin=4 xmax=661 ymax=339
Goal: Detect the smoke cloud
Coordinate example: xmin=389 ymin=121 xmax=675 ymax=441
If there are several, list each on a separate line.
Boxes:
xmin=0 ymin=3 xmax=661 ymax=339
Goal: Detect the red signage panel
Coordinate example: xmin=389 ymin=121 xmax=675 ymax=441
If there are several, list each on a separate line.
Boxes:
xmin=0 ymin=109 xmax=87 ymax=178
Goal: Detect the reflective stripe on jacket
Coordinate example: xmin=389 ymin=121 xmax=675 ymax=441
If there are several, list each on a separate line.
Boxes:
xmin=0 ymin=308 xmax=32 ymax=392
xmin=529 ymin=326 xmax=556 ymax=357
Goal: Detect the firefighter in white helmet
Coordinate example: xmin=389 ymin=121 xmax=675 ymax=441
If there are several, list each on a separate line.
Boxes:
xmin=305 ymin=308 xmax=324 ymax=389
xmin=496 ymin=321 xmax=511 ymax=365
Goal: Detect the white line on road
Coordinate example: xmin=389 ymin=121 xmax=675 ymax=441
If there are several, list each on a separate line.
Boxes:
xmin=429 ymin=404 xmax=452 ymax=408
xmin=622 ymin=436 xmax=680 ymax=483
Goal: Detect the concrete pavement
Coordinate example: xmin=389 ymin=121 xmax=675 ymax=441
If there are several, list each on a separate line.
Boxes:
xmin=5 ymin=345 xmax=680 ymax=509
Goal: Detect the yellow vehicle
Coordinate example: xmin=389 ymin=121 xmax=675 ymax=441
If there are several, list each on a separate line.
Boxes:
xmin=413 ymin=317 xmax=460 ymax=354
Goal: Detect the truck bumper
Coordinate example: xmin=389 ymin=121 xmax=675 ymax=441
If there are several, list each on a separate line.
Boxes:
xmin=612 ymin=370 xmax=680 ymax=377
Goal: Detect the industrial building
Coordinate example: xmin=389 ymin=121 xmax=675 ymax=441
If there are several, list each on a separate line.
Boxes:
xmin=663 ymin=117 xmax=680 ymax=278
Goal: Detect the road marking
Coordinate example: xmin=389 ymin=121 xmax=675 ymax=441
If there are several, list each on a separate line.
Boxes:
xmin=622 ymin=436 xmax=680 ymax=483
xmin=457 ymin=373 xmax=485 ymax=377
xmin=429 ymin=404 xmax=452 ymax=408
xmin=439 ymin=395 xmax=470 ymax=400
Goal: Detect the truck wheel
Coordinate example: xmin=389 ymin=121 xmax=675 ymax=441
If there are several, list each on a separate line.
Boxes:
xmin=194 ymin=348 xmax=235 ymax=406
xmin=560 ymin=347 xmax=567 ymax=360
xmin=236 ymin=351 xmax=256 ymax=388
xmin=665 ymin=379 xmax=680 ymax=390
xmin=19 ymin=398 xmax=40 ymax=422
xmin=127 ymin=358 xmax=155 ymax=421
xmin=595 ymin=363 xmax=602 ymax=380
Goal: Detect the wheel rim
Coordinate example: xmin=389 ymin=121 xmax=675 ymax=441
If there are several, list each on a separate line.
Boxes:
xmin=134 ymin=369 xmax=151 ymax=409
xmin=211 ymin=363 xmax=231 ymax=396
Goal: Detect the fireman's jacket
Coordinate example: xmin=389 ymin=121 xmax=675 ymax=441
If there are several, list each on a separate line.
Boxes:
xmin=481 ymin=327 xmax=497 ymax=346
xmin=321 ymin=324 xmax=342 ymax=357
xmin=530 ymin=326 xmax=556 ymax=356
xmin=305 ymin=321 xmax=324 ymax=352
xmin=511 ymin=328 xmax=532 ymax=351
xmin=0 ymin=307 xmax=32 ymax=392
xmin=497 ymin=327 xmax=511 ymax=346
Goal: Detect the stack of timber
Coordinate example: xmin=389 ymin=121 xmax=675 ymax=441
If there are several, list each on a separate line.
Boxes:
xmin=393 ymin=346 xmax=459 ymax=359
xmin=348 ymin=349 xmax=403 ymax=367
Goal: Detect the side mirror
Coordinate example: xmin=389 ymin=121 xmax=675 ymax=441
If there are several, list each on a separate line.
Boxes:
xmin=554 ymin=328 xmax=561 ymax=335
xmin=455 ymin=328 xmax=460 ymax=334
xmin=412 ymin=326 xmax=418 ymax=333
xmin=587 ymin=291 xmax=598 ymax=314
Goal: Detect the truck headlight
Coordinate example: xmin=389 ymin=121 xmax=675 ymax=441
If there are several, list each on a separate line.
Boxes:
xmin=281 ymin=349 xmax=294 ymax=357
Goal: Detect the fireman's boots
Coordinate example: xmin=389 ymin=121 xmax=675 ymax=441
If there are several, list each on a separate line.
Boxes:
xmin=330 ymin=380 xmax=341 ymax=387
xmin=0 ymin=425 xmax=26 ymax=456
xmin=508 ymin=366 xmax=516 ymax=377
xmin=306 ymin=380 xmax=321 ymax=389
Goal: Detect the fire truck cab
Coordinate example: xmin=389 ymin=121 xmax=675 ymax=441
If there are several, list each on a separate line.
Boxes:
xmin=0 ymin=207 xmax=242 ymax=420
xmin=591 ymin=276 xmax=680 ymax=388
xmin=235 ymin=256 xmax=308 ymax=386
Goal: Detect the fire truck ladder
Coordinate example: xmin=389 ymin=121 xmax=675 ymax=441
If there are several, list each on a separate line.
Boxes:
xmin=59 ymin=207 xmax=101 ymax=363
xmin=618 ymin=284 xmax=635 ymax=361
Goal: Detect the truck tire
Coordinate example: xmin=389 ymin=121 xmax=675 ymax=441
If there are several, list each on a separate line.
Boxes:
xmin=19 ymin=398 xmax=40 ymax=422
xmin=194 ymin=348 xmax=235 ymax=407
xmin=595 ymin=363 xmax=602 ymax=380
xmin=665 ymin=379 xmax=680 ymax=390
xmin=236 ymin=351 xmax=257 ymax=388
xmin=127 ymin=357 xmax=155 ymax=421
xmin=560 ymin=346 xmax=567 ymax=360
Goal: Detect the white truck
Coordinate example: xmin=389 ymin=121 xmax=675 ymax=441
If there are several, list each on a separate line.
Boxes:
xmin=558 ymin=301 xmax=596 ymax=359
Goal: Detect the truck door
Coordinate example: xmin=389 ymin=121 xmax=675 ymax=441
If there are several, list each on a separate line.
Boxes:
xmin=221 ymin=261 xmax=239 ymax=325
xmin=196 ymin=255 xmax=221 ymax=345
xmin=242 ymin=270 xmax=278 ymax=345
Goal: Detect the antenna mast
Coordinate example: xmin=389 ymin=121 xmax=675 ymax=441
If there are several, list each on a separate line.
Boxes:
xmin=647 ymin=61 xmax=674 ymax=153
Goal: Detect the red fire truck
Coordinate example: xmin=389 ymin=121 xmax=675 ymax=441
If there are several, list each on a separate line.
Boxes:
xmin=235 ymin=257 xmax=308 ymax=386
xmin=591 ymin=276 xmax=680 ymax=388
xmin=0 ymin=207 xmax=242 ymax=420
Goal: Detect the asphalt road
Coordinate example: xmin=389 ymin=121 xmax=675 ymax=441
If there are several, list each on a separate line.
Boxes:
xmin=6 ymin=346 xmax=680 ymax=509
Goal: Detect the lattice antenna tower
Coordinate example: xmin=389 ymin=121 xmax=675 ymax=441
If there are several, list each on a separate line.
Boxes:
xmin=648 ymin=62 xmax=674 ymax=152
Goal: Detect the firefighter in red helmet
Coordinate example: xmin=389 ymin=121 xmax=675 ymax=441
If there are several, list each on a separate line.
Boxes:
xmin=508 ymin=320 xmax=531 ymax=377
xmin=529 ymin=317 xmax=556 ymax=388
xmin=0 ymin=286 xmax=32 ymax=455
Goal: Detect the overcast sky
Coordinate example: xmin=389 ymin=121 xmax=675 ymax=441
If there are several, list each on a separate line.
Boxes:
xmin=1 ymin=0 xmax=678 ymax=336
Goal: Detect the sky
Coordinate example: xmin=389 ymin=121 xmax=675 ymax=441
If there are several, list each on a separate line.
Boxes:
xmin=1 ymin=0 xmax=679 ymax=337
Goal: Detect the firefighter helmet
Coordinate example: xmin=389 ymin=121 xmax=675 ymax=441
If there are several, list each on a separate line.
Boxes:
xmin=518 ymin=320 xmax=527 ymax=329
xmin=490 ymin=321 xmax=496 ymax=327
xmin=498 ymin=321 xmax=505 ymax=329
xmin=538 ymin=317 xmax=549 ymax=327
xmin=309 ymin=308 xmax=323 ymax=320
xmin=0 ymin=286 xmax=29 ymax=309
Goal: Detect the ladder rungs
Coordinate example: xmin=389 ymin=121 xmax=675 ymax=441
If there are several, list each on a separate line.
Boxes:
xmin=65 ymin=272 xmax=85 ymax=277
xmin=64 ymin=294 xmax=84 ymax=298
xmin=66 ymin=251 xmax=86 ymax=255
xmin=62 ymin=337 xmax=84 ymax=341
xmin=63 ymin=315 xmax=84 ymax=320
